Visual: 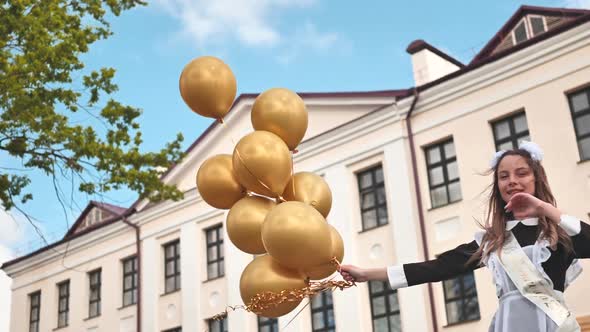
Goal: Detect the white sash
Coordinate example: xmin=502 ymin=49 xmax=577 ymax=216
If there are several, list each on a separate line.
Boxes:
xmin=496 ymin=232 xmax=580 ymax=332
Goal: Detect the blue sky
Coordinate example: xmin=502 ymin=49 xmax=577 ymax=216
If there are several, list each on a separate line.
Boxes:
xmin=2 ymin=0 xmax=590 ymax=255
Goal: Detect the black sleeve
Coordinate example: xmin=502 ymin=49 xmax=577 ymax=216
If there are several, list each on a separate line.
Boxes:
xmin=572 ymin=221 xmax=590 ymax=259
xmin=403 ymin=240 xmax=481 ymax=287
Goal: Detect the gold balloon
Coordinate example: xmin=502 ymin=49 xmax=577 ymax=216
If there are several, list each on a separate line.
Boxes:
xmin=179 ymin=56 xmax=237 ymax=119
xmin=240 ymin=255 xmax=306 ymax=318
xmin=196 ymin=154 xmax=245 ymax=209
xmin=304 ymin=225 xmax=344 ymax=280
xmin=262 ymin=201 xmax=332 ymax=270
xmin=227 ymin=196 xmax=276 ymax=254
xmin=283 ymin=172 xmax=332 ymax=218
xmin=233 ymin=131 xmax=292 ymax=197
xmin=251 ymin=88 xmax=308 ymax=150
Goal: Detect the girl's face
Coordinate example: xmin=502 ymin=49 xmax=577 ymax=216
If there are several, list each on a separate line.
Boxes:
xmin=497 ymin=155 xmax=536 ymax=203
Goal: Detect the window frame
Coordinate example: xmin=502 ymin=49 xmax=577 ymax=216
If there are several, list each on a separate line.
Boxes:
xmin=356 ymin=164 xmax=389 ymax=231
xmin=424 ymin=138 xmax=462 ymax=208
xmin=163 ymin=239 xmax=181 ymax=293
xmin=162 ymin=327 xmax=182 ymax=332
xmin=491 ymin=111 xmax=530 ymax=151
xmin=257 ymin=316 xmax=279 ymax=332
xmin=310 ymin=292 xmax=335 ymax=332
xmin=29 ymin=291 xmax=41 ymax=332
xmin=442 ymin=271 xmax=481 ymax=325
xmin=368 ymin=280 xmax=402 ymax=332
xmin=207 ymin=317 xmax=227 ymax=332
xmin=56 ymin=280 xmax=70 ymax=328
xmin=205 ymin=224 xmax=225 ymax=280
xmin=88 ymin=268 xmax=102 ymax=318
xmin=511 ymin=15 xmax=547 ymax=45
xmin=567 ymin=86 xmax=590 ymax=161
xmin=122 ymin=255 xmax=138 ymax=307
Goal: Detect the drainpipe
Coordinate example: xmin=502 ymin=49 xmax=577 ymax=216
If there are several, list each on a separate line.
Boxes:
xmin=122 ymin=214 xmax=142 ymax=332
xmin=405 ymin=88 xmax=439 ymax=332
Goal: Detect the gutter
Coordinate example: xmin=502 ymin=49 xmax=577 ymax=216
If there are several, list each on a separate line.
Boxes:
xmin=405 ymin=88 xmax=439 ymax=332
xmin=121 ymin=215 xmax=142 ymax=332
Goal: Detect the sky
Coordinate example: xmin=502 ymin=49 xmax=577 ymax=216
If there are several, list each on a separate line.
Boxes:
xmin=1 ymin=0 xmax=590 ymax=327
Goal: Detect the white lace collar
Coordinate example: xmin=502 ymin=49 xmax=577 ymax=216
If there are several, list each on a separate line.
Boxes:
xmin=506 ymin=217 xmax=539 ymax=231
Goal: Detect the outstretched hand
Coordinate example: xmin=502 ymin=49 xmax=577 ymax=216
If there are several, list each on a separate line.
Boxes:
xmin=339 ymin=264 xmax=367 ymax=283
xmin=505 ymin=192 xmax=545 ymax=219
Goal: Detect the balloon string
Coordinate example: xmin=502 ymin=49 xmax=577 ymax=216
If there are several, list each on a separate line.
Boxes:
xmin=280 ymin=298 xmax=311 ymax=331
xmin=210 ymin=257 xmax=355 ymax=329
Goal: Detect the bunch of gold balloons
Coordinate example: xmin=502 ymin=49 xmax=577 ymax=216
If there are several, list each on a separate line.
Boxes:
xmin=180 ymin=56 xmax=344 ymax=318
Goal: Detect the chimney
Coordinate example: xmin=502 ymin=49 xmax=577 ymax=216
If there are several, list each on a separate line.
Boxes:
xmin=406 ymin=40 xmax=464 ymax=86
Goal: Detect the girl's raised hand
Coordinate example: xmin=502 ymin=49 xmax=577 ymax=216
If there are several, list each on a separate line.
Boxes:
xmin=338 ymin=264 xmax=368 ymax=282
xmin=505 ymin=192 xmax=544 ymax=219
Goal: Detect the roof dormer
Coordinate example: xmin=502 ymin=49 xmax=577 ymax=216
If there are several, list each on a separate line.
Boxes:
xmin=470 ymin=5 xmax=590 ymax=65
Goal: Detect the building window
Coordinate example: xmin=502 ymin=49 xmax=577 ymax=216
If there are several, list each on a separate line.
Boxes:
xmin=88 ymin=269 xmax=101 ymax=318
xmin=162 ymin=327 xmax=182 ymax=332
xmin=512 ymin=16 xmax=546 ymax=44
xmin=311 ymin=292 xmax=335 ymax=332
xmin=567 ymin=87 xmax=590 ymax=160
xmin=208 ymin=317 xmax=227 ymax=332
xmin=369 ymin=281 xmax=401 ymax=332
xmin=258 ymin=316 xmax=278 ymax=332
xmin=357 ymin=165 xmax=388 ymax=231
xmin=425 ymin=139 xmax=461 ymax=208
xmin=164 ymin=240 xmax=181 ymax=293
xmin=57 ymin=280 xmax=70 ymax=328
xmin=443 ymin=271 xmax=481 ymax=325
xmin=491 ymin=112 xmax=530 ymax=151
xmin=206 ymin=225 xmax=224 ymax=279
xmin=29 ymin=291 xmax=41 ymax=332
xmin=122 ymin=256 xmax=138 ymax=306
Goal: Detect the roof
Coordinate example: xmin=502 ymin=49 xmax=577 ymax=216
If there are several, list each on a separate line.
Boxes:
xmin=62 ymin=201 xmax=128 ymax=239
xmin=470 ymin=5 xmax=590 ymax=65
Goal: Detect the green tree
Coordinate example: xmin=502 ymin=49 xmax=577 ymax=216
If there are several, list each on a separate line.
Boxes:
xmin=0 ymin=0 xmax=185 ymax=212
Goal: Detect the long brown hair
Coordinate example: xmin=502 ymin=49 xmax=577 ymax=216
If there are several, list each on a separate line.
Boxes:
xmin=469 ymin=149 xmax=573 ymax=265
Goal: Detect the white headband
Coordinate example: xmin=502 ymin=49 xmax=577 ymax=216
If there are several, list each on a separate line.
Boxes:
xmin=489 ymin=141 xmax=544 ymax=169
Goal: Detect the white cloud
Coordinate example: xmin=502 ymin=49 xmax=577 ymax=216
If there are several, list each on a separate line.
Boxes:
xmin=153 ymin=0 xmax=347 ymax=60
xmin=563 ymin=0 xmax=590 ymax=8
xmin=276 ymin=21 xmax=349 ymax=64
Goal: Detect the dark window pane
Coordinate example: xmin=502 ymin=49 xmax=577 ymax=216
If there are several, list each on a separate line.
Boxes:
xmin=579 ymin=136 xmax=590 ymax=160
xmin=376 ymin=187 xmax=387 ymax=205
xmin=370 ymin=281 xmax=384 ymax=293
xmin=530 ymin=17 xmax=545 ymax=36
xmin=514 ymin=114 xmax=528 ymax=134
xmin=207 ymin=247 xmax=217 ymax=261
xmin=312 ymin=312 xmax=325 ymax=329
xmin=514 ymin=21 xmax=528 ymax=43
xmin=207 ymin=230 xmax=217 ymax=243
xmin=377 ymin=207 xmax=388 ymax=225
xmin=571 ymin=92 xmax=589 ymax=113
xmin=375 ymin=167 xmax=384 ymax=184
xmin=448 ymin=181 xmax=462 ymax=202
xmin=372 ymin=296 xmax=386 ymax=315
xmin=361 ymin=192 xmax=375 ymax=209
xmin=427 ymin=147 xmax=441 ymax=164
xmin=497 ymin=141 xmax=514 ymax=151
xmin=362 ymin=210 xmax=377 ymax=229
xmin=494 ymin=121 xmax=511 ymax=140
xmin=374 ymin=317 xmax=388 ymax=332
xmin=388 ymin=293 xmax=400 ymax=312
xmin=444 ymin=141 xmax=456 ymax=158
xmin=359 ymin=172 xmax=373 ymax=189
xmin=428 ymin=166 xmax=444 ymax=186
xmin=444 ymin=279 xmax=461 ymax=299
xmin=575 ymin=113 xmax=590 ymax=136
xmin=447 ymin=161 xmax=459 ymax=181
xmin=389 ymin=315 xmax=402 ymax=332
xmin=431 ymin=186 xmax=448 ymax=207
